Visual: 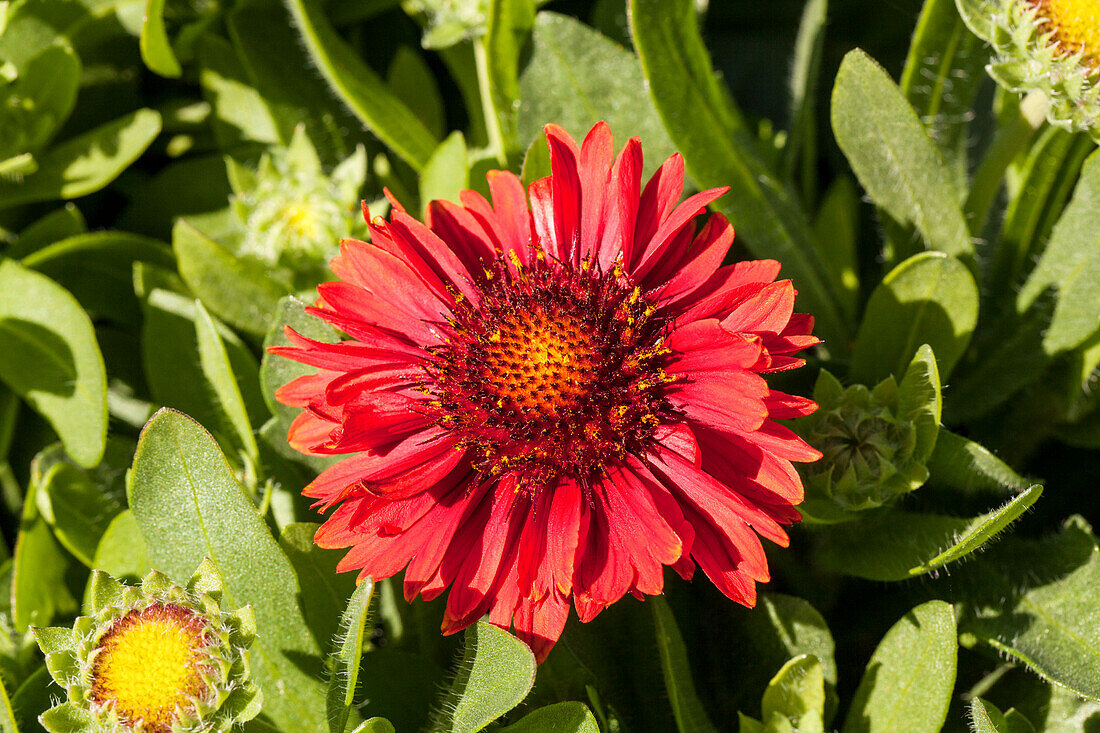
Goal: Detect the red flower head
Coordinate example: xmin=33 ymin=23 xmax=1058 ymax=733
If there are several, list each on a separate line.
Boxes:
xmin=272 ymin=122 xmax=821 ymax=661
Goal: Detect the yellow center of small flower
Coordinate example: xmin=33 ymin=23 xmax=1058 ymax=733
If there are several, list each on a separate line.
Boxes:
xmin=91 ymin=604 xmax=211 ymax=731
xmin=1033 ymin=0 xmax=1100 ymax=69
xmin=282 ymin=202 xmax=320 ymax=238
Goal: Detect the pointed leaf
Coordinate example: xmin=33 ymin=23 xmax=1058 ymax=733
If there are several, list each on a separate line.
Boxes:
xmin=328 ymin=578 xmax=375 ymax=733
xmin=651 ymin=596 xmax=718 ymax=733
xmin=831 ymin=49 xmax=971 ymax=260
xmin=762 ymin=655 xmax=825 ymax=733
xmin=128 ymin=409 xmax=327 ymax=730
xmin=499 ymin=702 xmax=600 ymax=733
xmin=926 ymin=430 xmax=1030 ymax=494
xmin=193 ymin=301 xmax=260 ymax=462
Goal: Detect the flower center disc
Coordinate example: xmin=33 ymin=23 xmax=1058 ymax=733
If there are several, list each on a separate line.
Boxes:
xmin=431 ymin=260 xmax=670 ymax=490
xmin=91 ymin=604 xmax=211 ymax=731
xmin=1034 ymin=0 xmax=1100 ymax=69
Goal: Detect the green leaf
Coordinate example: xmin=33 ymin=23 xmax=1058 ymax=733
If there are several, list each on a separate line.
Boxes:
xmin=197 ymin=34 xmax=281 ymax=147
xmin=818 ymin=485 xmax=1042 ymax=581
xmin=352 ymin=720 xmax=397 ymax=733
xmin=261 ymin=295 xmax=340 ymax=434
xmin=0 ymin=109 xmax=162 ymax=210
xmin=898 ymin=344 xmax=942 ymax=464
xmin=926 ymin=429 xmax=1030 ymax=494
xmin=433 ymin=621 xmax=537 ymax=733
xmin=832 ymin=49 xmax=971 ymax=261
xmin=651 ymin=596 xmax=718 ymax=733
xmin=284 ymin=0 xmax=438 ymax=170
xmin=6 ymin=43 xmax=80 ymax=156
xmin=420 ymin=132 xmax=469 ymax=216
xmin=21 ymin=231 xmax=174 ymax=326
xmin=0 ymin=260 xmax=107 ymax=468
xmin=278 ymin=523 xmax=357 ymax=669
xmin=36 ymin=462 xmax=123 ymax=567
xmin=900 ymin=0 xmax=988 ymax=188
xmin=810 ymin=178 xmax=860 ymax=324
xmin=961 ymin=517 xmax=1100 ymax=700
xmin=172 ymin=219 xmax=290 ymax=337
xmin=629 ymin=0 xmax=847 ymax=352
xmin=10 ymin=203 xmax=86 ymax=259
xmin=486 ymin=0 xmax=535 ymax=152
xmin=762 ymin=655 xmax=825 ymax=733
xmin=193 ymin=300 xmax=260 ymax=463
xmin=850 ymin=252 xmax=978 ymax=384
xmin=0 ymin=655 xmax=18 ymax=733
xmin=783 ymin=0 xmax=827 ymax=197
xmin=386 ymin=46 xmax=445 ymax=141
xmin=1016 ymin=149 xmax=1100 ymax=355
xmin=970 ymin=698 xmax=1009 ymax=733
xmin=518 ymin=11 xmax=676 ymax=178
xmin=140 ymin=0 xmax=182 ymax=77
xmin=128 ymin=408 xmax=327 ymax=730
xmin=842 ymin=601 xmax=956 ymax=733
xmin=90 ymin=510 xmax=152 ymax=583
xmin=499 ymin=702 xmax=600 ymax=733
xmin=328 ymin=578 xmax=375 ymax=733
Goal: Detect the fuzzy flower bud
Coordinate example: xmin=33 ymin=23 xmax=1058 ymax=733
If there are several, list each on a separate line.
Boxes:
xmin=957 ymin=0 xmax=1100 ymax=137
xmin=797 ymin=346 xmax=942 ymax=521
xmin=228 ymin=125 xmax=367 ymax=286
xmin=33 ymin=561 xmax=260 ymax=733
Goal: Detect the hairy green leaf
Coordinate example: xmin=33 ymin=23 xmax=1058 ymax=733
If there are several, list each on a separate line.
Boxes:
xmin=328 ymin=578 xmax=375 ymax=733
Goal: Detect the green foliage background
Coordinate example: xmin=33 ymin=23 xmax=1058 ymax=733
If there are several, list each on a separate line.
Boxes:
xmin=0 ymin=0 xmax=1098 ymax=730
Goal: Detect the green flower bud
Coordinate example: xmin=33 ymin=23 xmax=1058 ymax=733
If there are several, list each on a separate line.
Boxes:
xmin=33 ymin=561 xmax=261 ymax=733
xmin=797 ymin=346 xmax=942 ymax=521
xmin=957 ymin=0 xmax=1100 ymax=138
xmin=228 ymin=125 xmax=367 ymax=285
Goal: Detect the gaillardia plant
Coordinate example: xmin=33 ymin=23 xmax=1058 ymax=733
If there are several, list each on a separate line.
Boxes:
xmin=33 ymin=562 xmax=260 ymax=733
xmin=957 ymin=0 xmax=1100 ymax=136
xmin=272 ymin=121 xmax=821 ymax=660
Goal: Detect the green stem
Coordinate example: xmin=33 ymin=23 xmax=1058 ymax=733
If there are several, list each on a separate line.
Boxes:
xmin=964 ymin=90 xmax=1049 ymax=234
xmin=473 ymin=35 xmax=508 ymax=168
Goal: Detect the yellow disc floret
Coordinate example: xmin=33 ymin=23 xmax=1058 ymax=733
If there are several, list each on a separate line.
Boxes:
xmin=91 ymin=603 xmax=212 ymax=731
xmin=1034 ymin=0 xmax=1100 ymax=68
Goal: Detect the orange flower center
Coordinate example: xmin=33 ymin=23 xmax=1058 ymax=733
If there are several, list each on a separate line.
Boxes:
xmin=430 ymin=259 xmax=670 ymax=491
xmin=1033 ymin=0 xmax=1100 ymax=69
xmin=91 ymin=604 xmax=212 ymax=732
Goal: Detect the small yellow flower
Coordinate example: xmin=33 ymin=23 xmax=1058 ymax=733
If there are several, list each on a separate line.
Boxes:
xmin=90 ymin=604 xmax=213 ymax=730
xmin=958 ymin=0 xmax=1100 ymax=136
xmin=33 ymin=563 xmax=260 ymax=733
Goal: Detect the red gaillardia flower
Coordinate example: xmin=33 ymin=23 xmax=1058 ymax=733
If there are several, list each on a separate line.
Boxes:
xmin=272 ymin=122 xmax=821 ymax=661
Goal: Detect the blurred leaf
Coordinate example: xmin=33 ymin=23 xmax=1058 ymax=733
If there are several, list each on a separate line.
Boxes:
xmin=140 ymin=0 xmax=182 ymax=77
xmin=328 ymin=577 xmax=374 ymax=733
xmin=962 ymin=517 xmax=1100 ymax=701
xmin=9 ymin=203 xmax=86 ymax=259
xmin=172 ymin=219 xmax=290 ymax=337
xmin=128 ymin=408 xmax=327 ymax=730
xmin=850 ymin=252 xmax=978 ymax=384
xmin=352 ymin=720 xmax=397 ymax=733
xmin=651 ymin=596 xmax=717 ymax=733
xmin=518 ymin=11 xmax=675 ymax=177
xmin=842 ymin=601 xmax=956 ymax=733
xmin=36 ymin=461 xmax=122 ymax=567
xmin=433 ymin=621 xmax=536 ymax=733
xmin=499 ymin=702 xmax=599 ymax=732
xmin=0 ymin=672 xmax=15 ymax=733
xmin=630 ymin=0 xmax=847 ymax=352
xmin=10 ymin=666 xmax=51 ymax=733
xmin=991 ymin=129 xmax=1093 ymax=304
xmin=284 ymin=0 xmax=438 ymax=170
xmin=386 ymin=46 xmax=445 ymax=141
xmin=926 ymin=429 xmax=1030 ymax=494
xmin=900 ymin=0 xmax=987 ymax=188
xmin=278 ymin=522 xmax=357 ymax=656
xmin=21 ymin=232 xmax=173 ymax=326
xmin=260 ymin=296 xmax=340 ymax=434
xmin=193 ymin=300 xmax=260 ymax=463
xmin=12 ymin=450 xmax=80 ymax=631
xmin=762 ymin=655 xmax=825 ymax=733
xmin=358 ymin=649 xmax=446 ymax=732
xmin=420 ymin=131 xmax=469 ymax=215
xmin=90 ymin=510 xmax=151 ymax=583
xmin=486 ymin=0 xmax=535 ymax=152
xmin=0 ymin=260 xmax=106 ymax=468
xmin=818 ymin=485 xmax=1042 ymax=581
xmin=3 ymin=43 xmax=80 ymax=157
xmin=832 ymin=50 xmax=971 ymax=262
xmin=783 ymin=0 xmax=827 ymax=198
xmin=1016 ymin=149 xmax=1100 ymax=356
xmin=810 ymin=178 xmax=859 ymax=325
xmin=197 ymin=34 xmax=281 ymax=147
xmin=0 ymin=109 xmax=162 ymax=210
